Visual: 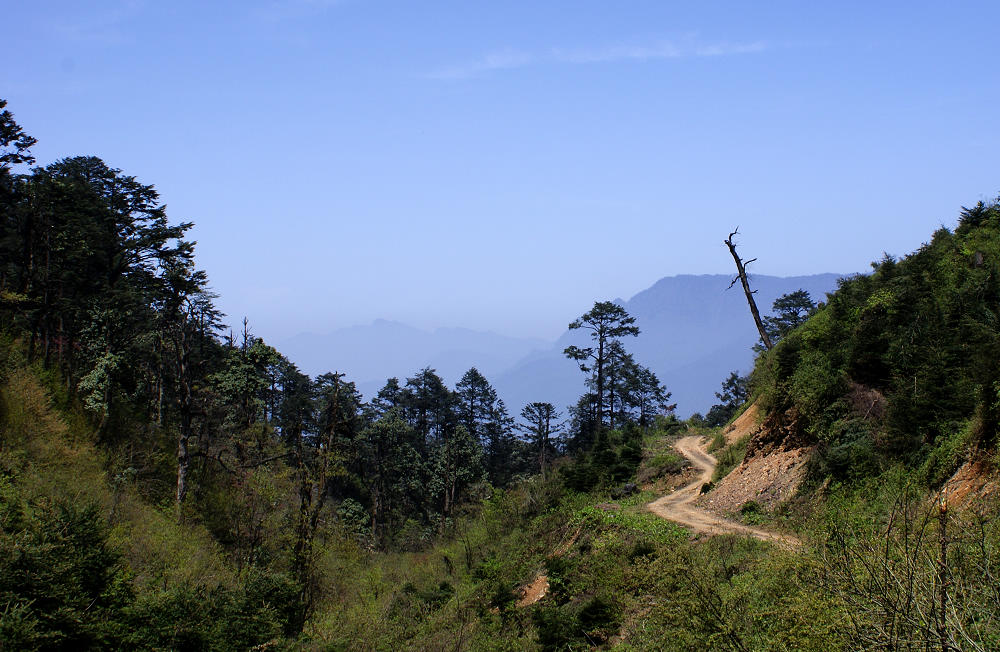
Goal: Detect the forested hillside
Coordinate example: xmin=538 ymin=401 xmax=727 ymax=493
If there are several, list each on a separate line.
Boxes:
xmin=3 ymin=95 xmax=1000 ymax=651
xmin=0 ymin=99 xmax=675 ymax=647
xmin=749 ymin=200 xmax=1000 ymax=484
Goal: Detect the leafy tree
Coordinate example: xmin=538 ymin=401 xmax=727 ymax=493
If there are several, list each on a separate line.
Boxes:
xmin=455 ymin=367 xmax=499 ymax=448
xmin=9 ymin=155 xmax=196 ymax=434
xmin=564 ymin=301 xmax=639 ymax=432
xmin=0 ymin=494 xmax=132 ymax=649
xmin=358 ymin=410 xmax=422 ymax=540
xmin=705 ymin=371 xmax=750 ymax=427
xmin=454 ymin=368 xmax=523 ymax=485
xmin=430 ymin=424 xmax=483 ymax=518
xmin=370 ymin=377 xmax=403 ymax=416
xmin=0 ymin=99 xmax=35 ymax=289
xmin=519 ymin=402 xmax=562 ymax=478
xmin=400 ymin=367 xmax=455 ymax=451
xmin=623 ymin=364 xmax=675 ymax=428
xmin=482 ymin=398 xmax=519 ymax=486
xmin=313 ymin=370 xmax=364 ymax=499
xmin=0 ymin=98 xmax=36 ymax=171
xmin=763 ymin=289 xmax=817 ymax=344
xmin=158 ymin=256 xmax=223 ymax=515
xmin=566 ymin=392 xmax=599 ymax=454
xmin=213 ymin=321 xmax=282 ymax=431
xmin=291 ymin=370 xmax=358 ymax=630
xmin=603 ymin=340 xmax=632 ymax=430
xmin=276 ymin=361 xmax=315 ymax=448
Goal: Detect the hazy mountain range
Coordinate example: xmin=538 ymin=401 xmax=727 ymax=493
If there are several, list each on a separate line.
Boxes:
xmin=278 ymin=273 xmax=845 ymax=417
xmin=277 ymin=320 xmax=550 ymax=401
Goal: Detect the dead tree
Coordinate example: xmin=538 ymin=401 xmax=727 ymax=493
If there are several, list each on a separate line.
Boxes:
xmin=725 ymin=228 xmax=773 ymax=350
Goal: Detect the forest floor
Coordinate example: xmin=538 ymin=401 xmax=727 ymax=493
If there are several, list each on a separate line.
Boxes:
xmin=646 ymin=435 xmax=799 ymax=549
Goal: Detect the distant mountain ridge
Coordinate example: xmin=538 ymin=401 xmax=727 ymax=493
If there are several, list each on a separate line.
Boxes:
xmin=276 ymin=319 xmax=550 ymax=399
xmin=279 ymin=273 xmax=846 ymax=417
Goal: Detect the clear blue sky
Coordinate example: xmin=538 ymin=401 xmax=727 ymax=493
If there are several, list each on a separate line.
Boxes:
xmin=6 ymin=1 xmax=1000 ymax=341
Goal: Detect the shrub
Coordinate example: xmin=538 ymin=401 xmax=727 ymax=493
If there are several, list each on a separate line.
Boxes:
xmin=917 ymin=420 xmax=973 ymax=487
xmin=711 ymin=434 xmax=750 ymax=483
xmin=124 ymin=572 xmax=297 ymax=650
xmin=562 ymin=461 xmax=599 ymax=493
xmin=813 ymin=418 xmax=881 ymax=482
xmin=0 ymin=489 xmax=133 ymax=650
xmin=532 ymin=604 xmax=578 ymax=651
xmin=543 ymin=556 xmax=575 ymax=605
xmin=628 ymin=538 xmax=656 ymax=561
xmin=577 ymin=595 xmax=619 ymax=643
xmin=708 ymin=429 xmax=726 ymax=452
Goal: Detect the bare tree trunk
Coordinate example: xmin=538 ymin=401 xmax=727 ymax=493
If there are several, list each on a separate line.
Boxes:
xmin=540 ymin=420 xmax=548 ymax=479
xmin=156 ymin=334 xmax=164 ymax=426
xmin=936 ymin=500 xmax=950 ymax=652
xmin=175 ymin=325 xmax=193 ymax=522
xmin=596 ymin=337 xmax=605 ymax=429
xmin=725 ymin=228 xmax=773 ymax=350
xmin=293 ymin=376 xmax=342 ymax=631
xmin=176 ymin=429 xmax=190 ymax=514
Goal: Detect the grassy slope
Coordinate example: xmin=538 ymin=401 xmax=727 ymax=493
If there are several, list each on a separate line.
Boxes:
xmin=0 ymin=366 xmax=230 ymax=583
xmin=0 ymin=344 xmax=301 ymax=650
xmin=1 ymin=361 xmax=833 ymax=651
xmin=3 ymin=344 xmax=998 ymax=650
xmin=304 ymin=427 xmax=847 ymax=651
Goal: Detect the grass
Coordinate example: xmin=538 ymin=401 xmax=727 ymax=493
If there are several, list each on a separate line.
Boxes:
xmin=646 ymin=450 xmax=686 ymax=476
xmin=707 ymin=428 xmax=727 ymax=452
xmin=711 ymin=433 xmax=750 ymax=483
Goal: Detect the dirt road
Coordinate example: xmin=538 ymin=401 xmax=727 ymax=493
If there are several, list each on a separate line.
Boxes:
xmin=647 ymin=435 xmax=799 ymax=549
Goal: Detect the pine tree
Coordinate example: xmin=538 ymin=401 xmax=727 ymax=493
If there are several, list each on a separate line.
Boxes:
xmin=564 ymin=301 xmax=639 ymax=433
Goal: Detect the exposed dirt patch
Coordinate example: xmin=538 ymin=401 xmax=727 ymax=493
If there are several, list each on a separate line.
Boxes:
xmin=942 ymin=457 xmax=999 ymax=509
xmin=553 ymin=525 xmax=582 ymax=556
xmin=744 ymin=406 xmax=813 ymax=458
xmin=699 ymin=445 xmax=813 ymax=514
xmin=698 ymin=403 xmax=815 ymax=515
xmin=640 ymin=463 xmax=697 ymax=495
xmin=516 ymin=573 xmax=549 ymax=608
xmin=721 ymin=402 xmax=761 ymax=445
xmin=647 ymin=435 xmax=799 ymax=549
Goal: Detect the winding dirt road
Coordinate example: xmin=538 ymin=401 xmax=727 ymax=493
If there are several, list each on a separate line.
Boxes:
xmin=647 ymin=435 xmax=799 ymax=549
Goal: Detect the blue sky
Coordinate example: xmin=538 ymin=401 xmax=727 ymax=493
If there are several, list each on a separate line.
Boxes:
xmin=5 ymin=1 xmax=1000 ymax=340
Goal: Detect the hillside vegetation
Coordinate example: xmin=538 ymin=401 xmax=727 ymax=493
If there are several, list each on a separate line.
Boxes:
xmin=2 ymin=96 xmax=1000 ymax=649
xmin=752 ymin=200 xmax=1000 ymax=486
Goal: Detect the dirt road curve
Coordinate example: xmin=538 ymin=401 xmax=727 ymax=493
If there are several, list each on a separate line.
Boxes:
xmin=647 ymin=435 xmax=799 ymax=549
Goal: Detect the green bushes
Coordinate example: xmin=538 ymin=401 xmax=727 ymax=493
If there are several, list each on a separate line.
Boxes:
xmin=561 ymin=427 xmax=647 ymax=492
xmin=532 ymin=603 xmax=582 ymax=650
xmin=124 ymin=572 xmax=299 ymax=650
xmin=0 ymin=475 xmax=300 ymax=651
xmin=532 ymin=590 xmax=619 ymax=649
xmin=0 ymin=488 xmax=133 ymax=650
xmin=646 ymin=450 xmax=686 ymax=477
xmin=711 ymin=434 xmax=750 ymax=483
xmin=401 ymin=580 xmax=455 ymax=609
xmin=811 ymin=417 xmax=881 ymax=483
xmin=916 ymin=419 xmax=975 ymax=487
xmin=707 ymin=428 xmax=726 ymax=452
